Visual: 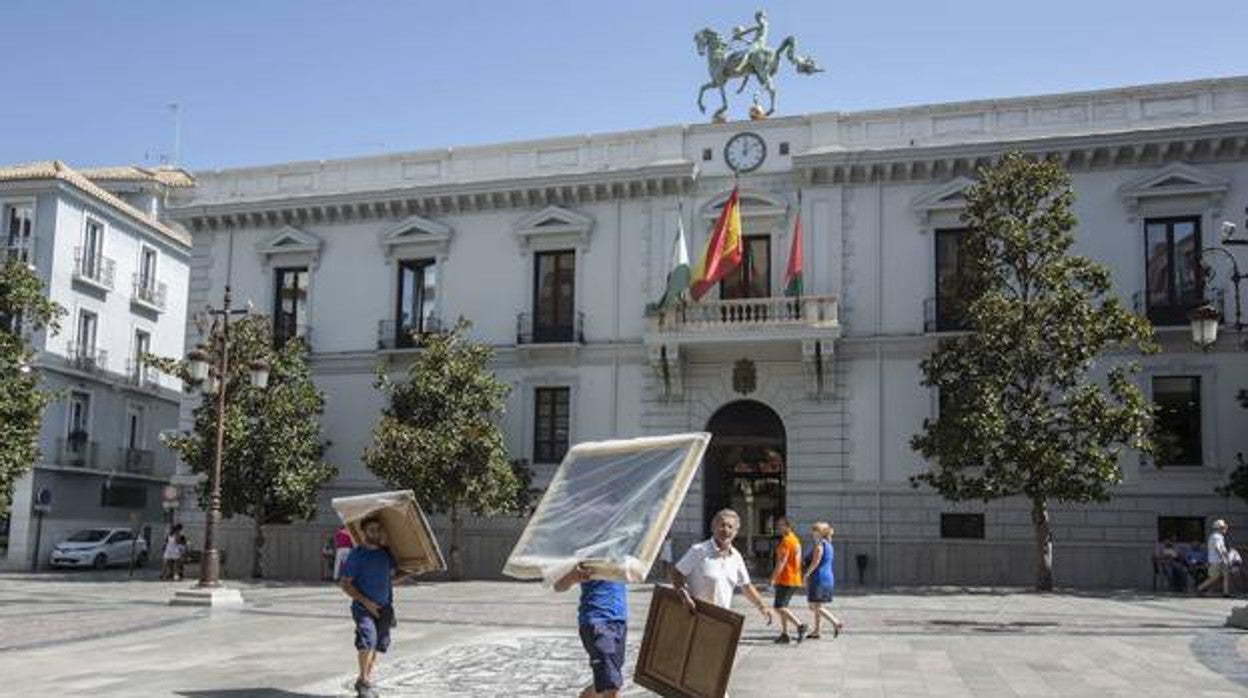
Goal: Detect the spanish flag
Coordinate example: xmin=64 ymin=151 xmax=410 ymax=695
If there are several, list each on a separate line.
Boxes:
xmin=689 ymin=187 xmax=743 ymax=301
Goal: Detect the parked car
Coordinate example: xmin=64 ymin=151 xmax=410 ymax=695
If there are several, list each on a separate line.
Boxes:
xmin=49 ymin=528 xmax=148 ymax=569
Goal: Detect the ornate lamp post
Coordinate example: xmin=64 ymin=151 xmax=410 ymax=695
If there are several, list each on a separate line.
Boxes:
xmin=1189 ymin=220 xmax=1248 ymax=350
xmin=173 ymin=281 xmax=268 ymax=604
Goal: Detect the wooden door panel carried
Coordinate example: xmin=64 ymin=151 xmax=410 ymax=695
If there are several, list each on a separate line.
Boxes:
xmin=634 ymin=585 xmax=743 ymax=698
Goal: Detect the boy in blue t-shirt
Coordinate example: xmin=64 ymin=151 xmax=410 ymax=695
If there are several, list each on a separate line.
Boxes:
xmin=555 ymin=563 xmax=628 ymax=698
xmin=339 ymin=516 xmax=415 ymax=698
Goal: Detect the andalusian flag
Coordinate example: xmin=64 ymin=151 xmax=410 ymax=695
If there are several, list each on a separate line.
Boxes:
xmin=784 ymin=194 xmax=804 ymax=297
xmin=689 ymin=187 xmax=743 ymax=301
xmin=657 ymin=212 xmax=691 ymax=310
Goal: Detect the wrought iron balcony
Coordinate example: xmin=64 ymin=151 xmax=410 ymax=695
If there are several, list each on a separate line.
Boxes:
xmin=73 ymin=247 xmax=115 ymax=291
xmin=517 ymin=312 xmax=585 ymax=345
xmin=119 ymin=448 xmax=155 ymax=475
xmin=131 ymin=274 xmax=168 ymax=311
xmin=648 ymin=295 xmax=838 ymax=340
xmin=125 ymin=358 xmax=160 ymax=390
xmin=56 ymin=437 xmax=99 ymax=470
xmin=1132 ymin=287 xmax=1223 ymax=327
xmin=377 ymin=315 xmax=443 ymax=350
xmin=68 ymin=344 xmax=107 ymax=373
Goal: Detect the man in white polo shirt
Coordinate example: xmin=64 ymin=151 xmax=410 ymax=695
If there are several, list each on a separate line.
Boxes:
xmin=670 ymin=508 xmax=773 ymax=624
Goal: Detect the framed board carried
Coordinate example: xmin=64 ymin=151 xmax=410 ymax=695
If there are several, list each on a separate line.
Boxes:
xmin=633 ymin=585 xmax=743 ymax=698
xmin=503 ymin=433 xmax=711 ymax=583
xmin=331 ymin=490 xmax=446 ymax=576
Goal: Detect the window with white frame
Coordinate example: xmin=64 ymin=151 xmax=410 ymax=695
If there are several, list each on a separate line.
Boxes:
xmin=81 ymin=218 xmax=104 ymax=278
xmin=533 ymin=387 xmax=571 ymax=464
xmin=132 ymin=329 xmax=151 ymax=383
xmin=3 ymin=201 xmax=34 ymax=262
xmin=139 ymin=246 xmax=157 ymax=290
xmin=75 ymin=310 xmax=97 ymax=357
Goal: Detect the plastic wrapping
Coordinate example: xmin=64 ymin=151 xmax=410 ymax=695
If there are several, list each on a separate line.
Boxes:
xmin=503 ymin=432 xmax=711 ymax=584
xmin=331 ymin=489 xmax=446 ymax=576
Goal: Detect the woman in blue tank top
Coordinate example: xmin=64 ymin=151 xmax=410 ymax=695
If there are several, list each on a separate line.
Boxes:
xmin=802 ymin=521 xmax=843 ymax=639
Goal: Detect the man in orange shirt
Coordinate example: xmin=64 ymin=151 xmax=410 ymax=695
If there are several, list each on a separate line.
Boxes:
xmin=769 ymin=516 xmax=807 ymax=644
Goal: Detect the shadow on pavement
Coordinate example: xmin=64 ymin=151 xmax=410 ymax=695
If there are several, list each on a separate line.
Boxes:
xmin=178 ymin=690 xmax=331 ymax=698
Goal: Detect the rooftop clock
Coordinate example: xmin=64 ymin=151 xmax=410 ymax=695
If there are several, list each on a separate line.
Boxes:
xmin=724 ymin=131 xmax=766 ymax=174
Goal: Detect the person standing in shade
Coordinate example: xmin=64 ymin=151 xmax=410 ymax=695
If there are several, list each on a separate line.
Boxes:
xmin=555 ymin=563 xmax=628 ymax=698
xmin=768 ymin=516 xmax=807 ymax=644
xmin=333 ymin=525 xmax=354 ymax=581
xmin=1197 ymin=519 xmax=1233 ymax=597
xmin=161 ymin=524 xmax=183 ymax=580
xmin=803 ymin=522 xmax=843 ymax=639
xmin=339 ymin=516 xmax=415 ymax=698
xmin=671 ymin=508 xmax=773 ymax=624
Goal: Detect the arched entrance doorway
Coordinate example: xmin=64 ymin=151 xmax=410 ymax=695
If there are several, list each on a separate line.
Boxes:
xmin=703 ymin=400 xmax=786 ymax=573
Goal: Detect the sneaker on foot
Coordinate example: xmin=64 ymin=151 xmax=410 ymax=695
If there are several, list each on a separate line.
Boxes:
xmin=796 ymin=623 xmax=808 ymax=643
xmin=806 ymin=632 xmax=822 ymax=640
xmin=773 ymin=633 xmax=791 ymax=644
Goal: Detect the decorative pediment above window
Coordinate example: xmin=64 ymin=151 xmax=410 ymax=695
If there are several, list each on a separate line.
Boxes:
xmin=1119 ymin=163 xmax=1229 ymax=220
xmin=700 ymin=188 xmax=788 ymax=222
xmin=912 ymin=176 xmax=975 ymax=233
xmin=513 ymin=206 xmax=594 ymax=252
xmin=380 ymin=214 xmax=453 ymax=260
xmin=256 ymin=225 xmax=322 ymax=268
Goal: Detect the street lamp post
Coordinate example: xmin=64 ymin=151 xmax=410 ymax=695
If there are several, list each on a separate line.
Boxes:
xmin=172 ymin=281 xmax=268 ymax=603
xmin=1189 ymin=219 xmax=1248 ymax=350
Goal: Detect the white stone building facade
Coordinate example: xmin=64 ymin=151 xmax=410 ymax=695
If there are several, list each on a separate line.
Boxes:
xmin=1 ymin=163 xmax=192 ymax=570
xmin=168 ymin=77 xmax=1248 ymax=586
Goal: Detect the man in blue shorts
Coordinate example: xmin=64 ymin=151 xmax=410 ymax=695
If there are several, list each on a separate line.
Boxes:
xmin=555 ymin=562 xmax=628 ymax=698
xmin=339 ymin=516 xmax=414 ymax=698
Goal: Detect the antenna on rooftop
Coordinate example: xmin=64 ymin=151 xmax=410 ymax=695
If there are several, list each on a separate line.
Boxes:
xmin=167 ymin=102 xmax=181 ymax=167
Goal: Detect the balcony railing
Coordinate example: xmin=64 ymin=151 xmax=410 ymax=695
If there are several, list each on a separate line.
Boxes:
xmin=649 ymin=296 xmax=838 ymax=334
xmin=3 ymin=238 xmax=35 ymax=266
xmin=1133 ymin=288 xmax=1223 ymax=327
xmin=517 ymin=311 xmax=585 ymax=344
xmin=68 ymin=344 xmax=107 ymax=373
xmin=73 ymin=248 xmax=115 ymax=291
xmin=125 ymin=359 xmax=160 ymax=390
xmin=131 ymin=275 xmax=168 ymax=311
xmin=56 ymin=437 xmax=99 ymax=470
xmin=119 ymin=448 xmax=155 ymax=475
xmin=923 ymin=297 xmax=970 ymax=333
xmin=377 ymin=315 xmax=443 ymax=350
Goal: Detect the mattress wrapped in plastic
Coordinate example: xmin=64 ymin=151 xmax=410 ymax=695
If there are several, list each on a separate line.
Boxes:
xmin=331 ymin=489 xmax=446 ymax=576
xmin=503 ymin=432 xmax=711 ymax=584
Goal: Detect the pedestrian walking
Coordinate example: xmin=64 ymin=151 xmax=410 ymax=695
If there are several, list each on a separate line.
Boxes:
xmin=333 ymin=525 xmax=354 ymax=581
xmin=671 ymin=508 xmax=773 ymax=624
xmin=338 ymin=516 xmax=416 ymax=698
xmin=1197 ymin=519 xmax=1233 ymax=597
xmin=803 ymin=522 xmax=843 ymax=639
xmin=768 ymin=516 xmax=807 ymax=644
xmin=161 ymin=524 xmax=183 ymax=580
xmin=555 ymin=563 xmax=628 ymax=698
xmin=174 ymin=532 xmax=188 ymax=580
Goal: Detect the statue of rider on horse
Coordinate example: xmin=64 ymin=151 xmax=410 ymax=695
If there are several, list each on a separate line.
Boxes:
xmin=695 ymin=9 xmax=823 ymax=122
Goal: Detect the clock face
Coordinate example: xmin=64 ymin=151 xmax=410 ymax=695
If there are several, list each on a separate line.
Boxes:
xmin=724 ymin=132 xmax=766 ymax=173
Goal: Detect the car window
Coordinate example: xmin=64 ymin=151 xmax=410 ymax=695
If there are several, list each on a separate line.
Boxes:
xmin=67 ymin=530 xmax=110 ymax=542
xmin=109 ymin=531 xmax=133 ymax=543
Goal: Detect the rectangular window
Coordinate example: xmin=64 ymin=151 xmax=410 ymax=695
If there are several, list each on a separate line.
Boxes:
xmin=4 ymin=201 xmax=34 ymax=262
xmin=533 ymin=251 xmax=576 ymax=342
xmin=1158 ymin=516 xmax=1205 ymax=544
xmin=934 ymin=228 xmax=971 ymax=331
xmin=126 ymin=404 xmax=145 ymax=450
xmin=395 ymin=259 xmax=437 ymax=347
xmin=76 ymin=310 xmax=97 ymax=354
xmin=720 ymin=235 xmax=771 ymax=300
xmin=138 ymin=246 xmax=157 ymax=290
xmin=81 ymin=218 xmax=104 ymax=277
xmin=1152 ymin=376 xmax=1202 ymax=466
xmin=1144 ymin=217 xmax=1202 ymax=325
xmin=533 ymin=387 xmax=571 ymax=464
xmin=940 ymin=513 xmax=985 ymax=539
xmin=273 ymin=267 xmax=309 ymax=345
xmin=67 ymin=390 xmax=91 ymax=439
xmin=101 ymin=482 xmax=147 ymax=509
xmin=132 ymin=329 xmax=151 ymax=384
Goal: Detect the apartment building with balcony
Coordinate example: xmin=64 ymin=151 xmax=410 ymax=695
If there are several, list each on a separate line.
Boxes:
xmin=0 ymin=162 xmax=192 ymax=570
xmin=167 ymin=76 xmax=1248 ymax=585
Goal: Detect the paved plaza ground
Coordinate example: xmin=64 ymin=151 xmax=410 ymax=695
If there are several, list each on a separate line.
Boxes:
xmin=1 ymin=571 xmax=1247 ymax=697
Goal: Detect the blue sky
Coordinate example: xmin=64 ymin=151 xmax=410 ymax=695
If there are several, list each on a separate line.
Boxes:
xmin=5 ymin=0 xmax=1247 ymax=170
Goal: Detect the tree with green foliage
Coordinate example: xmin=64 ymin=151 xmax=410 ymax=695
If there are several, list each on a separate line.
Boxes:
xmin=910 ymin=152 xmax=1157 ymax=590
xmin=364 ymin=319 xmax=531 ymax=580
xmin=1217 ymin=389 xmax=1248 ymax=504
xmin=0 ymin=258 xmax=63 ymax=513
xmin=154 ymin=315 xmax=336 ymax=579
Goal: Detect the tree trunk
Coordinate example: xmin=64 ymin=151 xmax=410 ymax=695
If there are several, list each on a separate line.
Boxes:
xmin=449 ymin=504 xmax=465 ymax=581
xmin=252 ymin=518 xmax=265 ymax=580
xmin=1031 ymin=497 xmax=1054 ymax=591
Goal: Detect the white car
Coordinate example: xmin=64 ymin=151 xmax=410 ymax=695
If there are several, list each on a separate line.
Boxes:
xmin=50 ymin=528 xmax=148 ymax=569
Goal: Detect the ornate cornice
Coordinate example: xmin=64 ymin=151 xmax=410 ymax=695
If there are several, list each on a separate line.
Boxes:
xmin=167 ymin=161 xmax=697 ymax=231
xmin=794 ymin=121 xmax=1248 ymax=184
